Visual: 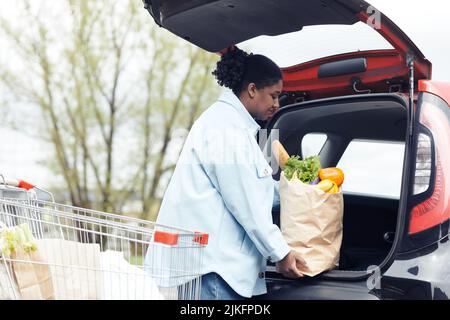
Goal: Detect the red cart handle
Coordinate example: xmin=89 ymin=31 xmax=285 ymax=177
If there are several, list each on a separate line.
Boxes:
xmin=1 ymin=176 xmax=54 ymax=202
xmin=17 ymin=180 xmax=35 ymax=190
xmin=1 ymin=178 xmax=35 ymax=190
xmin=154 ymin=231 xmax=209 ymax=246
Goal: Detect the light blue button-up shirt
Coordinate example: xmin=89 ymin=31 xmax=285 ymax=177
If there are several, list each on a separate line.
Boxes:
xmin=153 ymin=89 xmax=290 ymax=298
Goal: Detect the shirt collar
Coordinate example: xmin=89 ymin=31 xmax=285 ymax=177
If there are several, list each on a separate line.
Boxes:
xmin=217 ymin=89 xmax=261 ymax=137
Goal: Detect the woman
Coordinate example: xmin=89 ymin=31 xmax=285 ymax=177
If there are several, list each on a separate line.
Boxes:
xmin=153 ymin=47 xmax=307 ymax=300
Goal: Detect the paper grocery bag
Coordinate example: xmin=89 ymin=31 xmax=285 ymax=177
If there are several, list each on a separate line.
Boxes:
xmin=279 ymin=172 xmax=344 ymax=277
xmin=37 ymin=239 xmax=102 ymax=300
xmin=10 ymin=250 xmax=55 ymax=300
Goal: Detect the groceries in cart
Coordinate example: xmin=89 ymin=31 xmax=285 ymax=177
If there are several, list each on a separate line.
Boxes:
xmin=0 ymin=223 xmax=54 ymax=300
xmin=272 ymin=140 xmax=345 ymax=276
xmin=0 ymin=175 xmax=208 ymax=300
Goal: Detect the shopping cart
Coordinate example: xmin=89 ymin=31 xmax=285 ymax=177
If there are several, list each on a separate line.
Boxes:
xmin=0 ymin=177 xmax=208 ymax=300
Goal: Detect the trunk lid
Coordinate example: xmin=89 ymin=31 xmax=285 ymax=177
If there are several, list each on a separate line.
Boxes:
xmin=143 ymin=0 xmax=431 ymax=99
xmin=143 ymin=0 xmax=431 ymax=71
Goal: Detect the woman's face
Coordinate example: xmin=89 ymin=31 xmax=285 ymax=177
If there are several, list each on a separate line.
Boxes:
xmin=245 ymin=80 xmax=283 ymax=121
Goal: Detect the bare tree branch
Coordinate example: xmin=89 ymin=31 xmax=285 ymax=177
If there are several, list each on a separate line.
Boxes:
xmin=143 ymin=49 xmax=202 ymax=217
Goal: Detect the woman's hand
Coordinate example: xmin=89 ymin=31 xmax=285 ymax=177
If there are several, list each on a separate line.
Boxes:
xmin=275 ymin=250 xmax=308 ymax=279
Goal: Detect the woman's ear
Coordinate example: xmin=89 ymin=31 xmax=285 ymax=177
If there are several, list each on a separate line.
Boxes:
xmin=247 ymin=83 xmax=257 ymax=99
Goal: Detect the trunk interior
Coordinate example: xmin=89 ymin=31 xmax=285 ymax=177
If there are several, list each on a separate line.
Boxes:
xmin=271 ymin=193 xmax=398 ymax=274
xmin=265 ymin=93 xmax=408 ymax=277
xmin=337 ymin=194 xmax=398 ymax=272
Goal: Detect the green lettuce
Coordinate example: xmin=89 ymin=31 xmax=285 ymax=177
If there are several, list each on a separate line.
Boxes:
xmin=284 ymin=155 xmax=321 ymax=183
xmin=0 ymin=224 xmax=37 ymax=256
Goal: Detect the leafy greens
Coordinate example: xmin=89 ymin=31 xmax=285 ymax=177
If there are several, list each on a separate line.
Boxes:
xmin=284 ymin=155 xmax=321 ymax=183
xmin=0 ymin=224 xmax=37 ymax=256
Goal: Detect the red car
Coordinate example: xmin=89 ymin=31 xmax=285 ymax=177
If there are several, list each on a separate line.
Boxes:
xmin=144 ymin=0 xmax=450 ymax=299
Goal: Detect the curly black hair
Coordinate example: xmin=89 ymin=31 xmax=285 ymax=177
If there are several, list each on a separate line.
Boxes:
xmin=212 ymin=47 xmax=282 ymax=96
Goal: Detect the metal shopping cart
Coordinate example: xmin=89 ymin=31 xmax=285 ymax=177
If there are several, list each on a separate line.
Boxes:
xmin=0 ymin=176 xmax=208 ymax=300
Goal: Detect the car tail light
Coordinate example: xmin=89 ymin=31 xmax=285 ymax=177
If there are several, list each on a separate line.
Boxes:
xmin=409 ymin=155 xmax=443 ymax=235
xmin=413 ymin=133 xmax=432 ymax=195
xmin=408 ymin=93 xmax=450 ymax=235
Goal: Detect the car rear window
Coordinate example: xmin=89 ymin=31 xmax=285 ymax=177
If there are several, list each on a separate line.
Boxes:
xmin=301 ymin=133 xmax=327 ymax=158
xmin=336 ymin=140 xmax=405 ymax=198
xmin=301 ymin=135 xmax=406 ymax=198
xmin=238 ymin=22 xmax=394 ymax=68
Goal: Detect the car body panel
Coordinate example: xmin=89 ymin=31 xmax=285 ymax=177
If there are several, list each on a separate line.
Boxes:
xmin=145 ymin=0 xmax=359 ymax=52
xmin=400 ymin=92 xmax=450 ymax=251
xmin=281 ymin=50 xmax=426 ymax=101
xmin=143 ymin=0 xmax=431 ymax=69
xmin=410 ymin=101 xmax=450 ymax=234
xmin=259 ymin=276 xmax=379 ymax=300
xmin=418 ymin=81 xmax=450 ymax=107
xmin=381 ymin=238 xmax=450 ymax=299
xmin=144 ymin=0 xmax=432 ymax=101
xmin=354 ymin=10 xmax=431 ymax=79
xmin=142 ymin=0 xmax=450 ymax=301
xmin=261 ymin=238 xmax=450 ymax=300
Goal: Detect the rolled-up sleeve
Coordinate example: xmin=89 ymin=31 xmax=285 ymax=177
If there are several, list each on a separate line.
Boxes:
xmin=194 ymin=129 xmax=290 ymax=262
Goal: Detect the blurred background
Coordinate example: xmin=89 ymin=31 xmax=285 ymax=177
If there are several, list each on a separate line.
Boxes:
xmin=1 ymin=0 xmax=449 ymax=220
xmin=0 ymin=0 xmax=221 ymax=220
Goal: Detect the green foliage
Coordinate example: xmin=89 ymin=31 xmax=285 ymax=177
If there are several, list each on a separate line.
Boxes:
xmin=0 ymin=224 xmax=38 ymax=256
xmin=284 ymin=155 xmax=321 ymax=183
xmin=0 ymin=0 xmax=220 ymax=217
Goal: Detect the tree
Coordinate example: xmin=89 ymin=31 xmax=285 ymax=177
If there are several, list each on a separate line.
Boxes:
xmin=0 ymin=0 xmax=219 ymax=219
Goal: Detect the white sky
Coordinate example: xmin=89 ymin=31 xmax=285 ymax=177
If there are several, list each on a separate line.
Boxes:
xmin=357 ymin=0 xmax=450 ymax=81
xmin=1 ymin=0 xmax=449 ymax=194
xmin=369 ymin=0 xmax=450 ymax=80
xmin=240 ymin=0 xmax=450 ymax=81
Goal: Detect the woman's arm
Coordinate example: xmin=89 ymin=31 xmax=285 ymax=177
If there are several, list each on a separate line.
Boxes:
xmin=194 ymin=129 xmax=290 ymax=262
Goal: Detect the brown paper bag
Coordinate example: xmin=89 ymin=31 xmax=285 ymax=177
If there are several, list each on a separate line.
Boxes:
xmin=36 ymin=239 xmax=102 ymax=300
xmin=280 ymin=172 xmax=344 ymax=276
xmin=10 ymin=250 xmax=55 ymax=300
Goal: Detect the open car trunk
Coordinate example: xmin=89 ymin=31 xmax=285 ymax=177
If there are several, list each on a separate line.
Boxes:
xmin=264 ymin=93 xmax=409 ymax=280
xmin=141 ymin=0 xmax=433 ymax=298
xmin=270 ymin=194 xmax=398 ymax=274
